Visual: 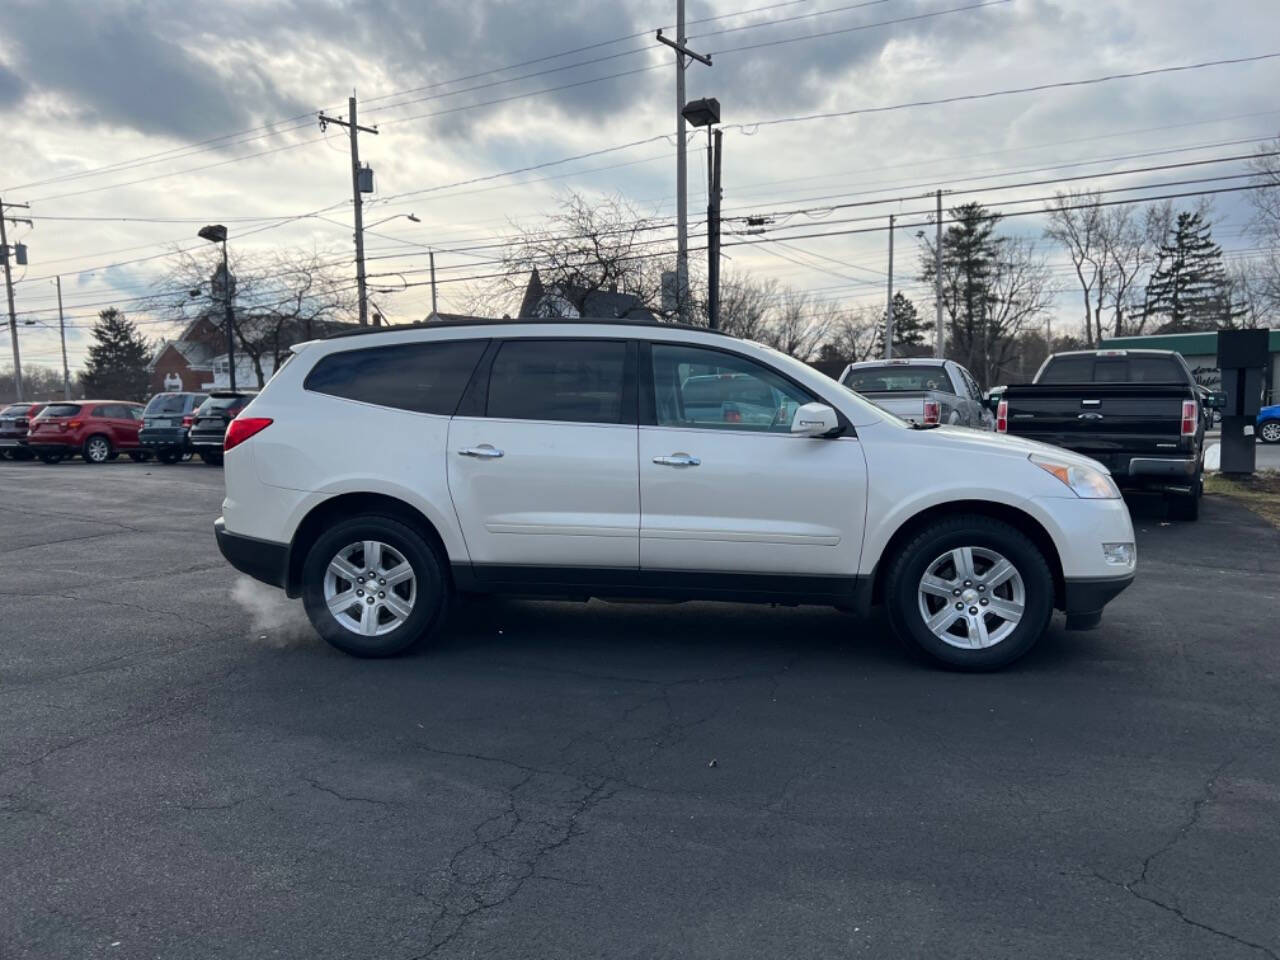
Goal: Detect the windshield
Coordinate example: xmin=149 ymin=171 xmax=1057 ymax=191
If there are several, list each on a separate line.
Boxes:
xmin=40 ymin=403 xmax=82 ymax=418
xmin=842 ymin=365 xmax=951 ymax=393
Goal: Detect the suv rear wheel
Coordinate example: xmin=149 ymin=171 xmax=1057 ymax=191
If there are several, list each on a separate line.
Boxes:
xmin=300 ymin=515 xmax=450 ymax=658
xmin=885 ymin=515 xmax=1054 ymax=670
xmin=83 ymin=434 xmax=112 ymax=464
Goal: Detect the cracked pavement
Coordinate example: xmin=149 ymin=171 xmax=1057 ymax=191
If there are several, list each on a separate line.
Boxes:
xmin=2 ymin=459 xmax=1279 ymax=959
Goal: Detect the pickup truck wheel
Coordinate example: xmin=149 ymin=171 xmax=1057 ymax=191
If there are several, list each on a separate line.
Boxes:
xmin=128 ymin=451 xmax=148 ymax=462
xmin=39 ymin=452 xmax=64 ymax=465
xmin=1260 ymin=419 xmax=1280 ymax=444
xmin=199 ymin=451 xmax=223 ymax=466
xmin=301 ymin=515 xmax=450 ymax=658
xmin=885 ymin=516 xmax=1054 ymax=670
xmin=1168 ymin=485 xmax=1201 ymax=521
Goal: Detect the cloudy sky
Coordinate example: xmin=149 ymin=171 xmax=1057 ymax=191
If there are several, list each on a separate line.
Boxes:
xmin=1 ymin=0 xmax=1277 ymax=374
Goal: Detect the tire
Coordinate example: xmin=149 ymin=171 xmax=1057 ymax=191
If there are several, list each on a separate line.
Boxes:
xmin=884 ymin=515 xmax=1055 ymax=670
xmin=107 ymin=452 xmax=120 ymax=461
xmin=1260 ymin=419 xmax=1280 ymax=444
xmin=128 ymin=451 xmax=148 ymax=462
xmin=199 ymin=451 xmax=223 ymax=466
xmin=39 ymin=452 xmax=64 ymax=464
xmin=301 ymin=515 xmax=451 ymax=658
xmin=1167 ymin=466 xmax=1203 ymax=522
xmin=82 ymin=434 xmax=112 ymax=464
xmin=156 ymin=450 xmax=182 ymax=465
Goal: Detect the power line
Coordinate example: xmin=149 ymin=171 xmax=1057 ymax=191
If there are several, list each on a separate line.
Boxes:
xmin=727 ymin=52 xmax=1280 ymax=131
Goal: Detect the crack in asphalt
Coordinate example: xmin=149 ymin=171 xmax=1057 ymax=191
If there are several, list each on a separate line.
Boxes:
xmin=1092 ymin=757 xmax=1278 ymax=960
xmin=303 ymin=777 xmax=398 ymax=807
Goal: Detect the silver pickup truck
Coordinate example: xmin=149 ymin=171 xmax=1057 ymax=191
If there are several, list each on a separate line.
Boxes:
xmin=838 ymin=358 xmax=993 ymax=430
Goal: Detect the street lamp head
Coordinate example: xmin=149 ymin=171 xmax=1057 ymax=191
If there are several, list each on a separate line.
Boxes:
xmin=198 ymin=224 xmax=227 ymax=244
xmin=681 ymin=96 xmax=721 ymax=128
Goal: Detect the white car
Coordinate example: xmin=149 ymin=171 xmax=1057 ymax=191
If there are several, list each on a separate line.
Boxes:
xmin=215 ymin=319 xmax=1136 ymax=669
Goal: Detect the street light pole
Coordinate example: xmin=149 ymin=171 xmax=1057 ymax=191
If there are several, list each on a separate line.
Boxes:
xmin=198 ymin=224 xmax=235 ymax=393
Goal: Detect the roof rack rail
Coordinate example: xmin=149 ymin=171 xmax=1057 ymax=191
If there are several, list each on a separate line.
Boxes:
xmin=323 ymin=316 xmax=736 ymax=340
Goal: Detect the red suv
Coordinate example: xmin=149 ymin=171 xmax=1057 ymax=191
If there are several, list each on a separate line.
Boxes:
xmin=0 ymin=402 xmax=46 ymax=460
xmin=26 ymin=401 xmax=145 ymax=464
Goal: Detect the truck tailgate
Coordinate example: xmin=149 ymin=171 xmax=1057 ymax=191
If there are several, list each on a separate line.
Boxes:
xmin=858 ymin=391 xmax=928 ymax=422
xmin=1003 ymin=383 xmax=1189 ymax=461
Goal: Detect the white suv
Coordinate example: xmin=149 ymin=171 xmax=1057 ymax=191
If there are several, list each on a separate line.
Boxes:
xmin=215 ymin=319 xmax=1136 ymax=669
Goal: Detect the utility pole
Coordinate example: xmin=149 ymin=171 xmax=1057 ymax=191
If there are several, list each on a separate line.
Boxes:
xmin=934 ymin=189 xmax=944 ymax=359
xmin=429 ymin=251 xmax=438 ymax=316
xmin=55 ymin=276 xmax=70 ymax=400
xmin=1 ymin=198 xmax=31 ymax=402
xmin=707 ymin=127 xmax=723 ymax=330
xmin=885 ymin=214 xmax=895 ymax=359
xmin=319 ymin=97 xmax=379 ymax=325
xmin=657 ymin=6 xmax=711 ymax=323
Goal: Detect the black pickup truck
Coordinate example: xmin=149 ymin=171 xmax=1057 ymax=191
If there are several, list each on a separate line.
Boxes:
xmin=997 ymin=349 xmax=1219 ymax=521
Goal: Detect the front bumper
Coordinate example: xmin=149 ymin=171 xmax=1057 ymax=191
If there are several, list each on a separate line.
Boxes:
xmin=214 ymin=518 xmax=289 ymax=590
xmin=1062 ymin=574 xmax=1134 ymax=630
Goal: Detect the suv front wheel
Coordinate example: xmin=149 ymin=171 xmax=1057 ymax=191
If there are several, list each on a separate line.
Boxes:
xmin=884 ymin=515 xmax=1054 ymax=670
xmin=300 ymin=515 xmax=450 ymax=658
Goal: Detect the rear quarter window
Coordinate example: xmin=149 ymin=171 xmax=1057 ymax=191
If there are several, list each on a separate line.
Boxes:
xmin=304 ymin=339 xmax=488 ymax=415
xmin=42 ymin=403 xmax=82 ymax=418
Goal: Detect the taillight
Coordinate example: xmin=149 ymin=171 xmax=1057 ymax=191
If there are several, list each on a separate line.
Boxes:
xmin=224 ymin=417 xmax=272 ymax=451
xmin=68 ymin=419 xmax=83 ymax=429
xmin=182 ymin=415 xmax=194 ymax=428
xmin=923 ymin=399 xmax=940 ymax=425
xmin=996 ymin=400 xmax=1008 ymax=433
xmin=1181 ymin=400 xmax=1197 ymax=436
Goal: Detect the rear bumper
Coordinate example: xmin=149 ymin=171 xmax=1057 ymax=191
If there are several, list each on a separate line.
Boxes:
xmin=1062 ymin=574 xmax=1134 ymax=630
xmin=1125 ymin=456 xmax=1197 ymax=478
xmin=140 ymin=428 xmax=188 ymax=449
xmin=0 ymin=436 xmax=23 ymax=447
xmin=189 ymin=431 xmax=225 ymax=449
xmin=25 ymin=439 xmax=76 ymax=453
xmin=214 ymin=518 xmax=289 ymax=590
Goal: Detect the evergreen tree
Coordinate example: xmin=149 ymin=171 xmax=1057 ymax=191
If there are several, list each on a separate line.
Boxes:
xmin=920 ymin=202 xmax=1001 ymax=374
xmin=875 ymin=292 xmax=927 ymax=355
xmin=1144 ymin=212 xmax=1243 ymax=331
xmin=79 ymin=308 xmax=153 ymax=401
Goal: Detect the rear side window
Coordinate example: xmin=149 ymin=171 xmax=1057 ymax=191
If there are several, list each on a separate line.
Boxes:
xmin=42 ymin=403 xmax=81 ymax=418
xmin=1125 ymin=356 xmax=1184 ymax=382
xmin=486 ymin=339 xmax=627 ymax=424
xmin=305 ymin=340 xmax=487 ymax=415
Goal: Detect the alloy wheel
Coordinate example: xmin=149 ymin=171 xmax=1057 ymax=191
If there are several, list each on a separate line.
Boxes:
xmin=917 ymin=546 xmax=1025 ymax=649
xmin=1262 ymin=421 xmax=1280 ymax=443
xmin=323 ymin=540 xmax=417 ymax=636
xmin=87 ymin=438 xmax=110 ymax=462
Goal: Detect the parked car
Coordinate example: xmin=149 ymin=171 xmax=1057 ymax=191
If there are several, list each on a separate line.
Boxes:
xmin=25 ymin=400 xmax=145 ymax=464
xmin=839 ymin=358 xmax=992 ymax=429
xmin=998 ymin=349 xmax=1215 ymax=521
xmin=0 ymin=402 xmax=46 ymax=460
xmin=139 ymin=391 xmax=207 ymax=464
xmin=214 ymin=319 xmax=1136 ymax=670
xmin=1259 ymin=403 xmax=1280 ymax=444
xmin=189 ymin=391 xmax=257 ymax=465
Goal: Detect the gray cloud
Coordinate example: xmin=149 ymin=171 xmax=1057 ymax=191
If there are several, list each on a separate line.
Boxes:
xmin=0 ymin=61 xmax=25 ymax=105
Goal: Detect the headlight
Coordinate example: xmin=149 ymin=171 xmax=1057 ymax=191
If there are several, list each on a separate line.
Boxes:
xmin=1030 ymin=454 xmax=1120 ymax=499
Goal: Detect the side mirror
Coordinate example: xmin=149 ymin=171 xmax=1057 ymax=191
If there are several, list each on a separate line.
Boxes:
xmin=1205 ymin=390 xmax=1226 ymax=410
xmin=791 ymin=402 xmax=839 ymax=437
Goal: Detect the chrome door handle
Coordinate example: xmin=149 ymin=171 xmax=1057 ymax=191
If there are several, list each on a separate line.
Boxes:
xmin=1077 ymin=413 xmax=1104 ymax=421
xmin=653 ymin=454 xmax=700 ymax=467
xmin=458 ymin=446 xmax=504 ymax=458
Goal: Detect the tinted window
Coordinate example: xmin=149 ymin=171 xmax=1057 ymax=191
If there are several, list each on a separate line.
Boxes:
xmin=3 ymin=403 xmax=33 ymax=416
xmin=1037 ymin=356 xmax=1096 ymax=383
xmin=652 ymin=343 xmax=813 ymax=433
xmin=197 ymin=395 xmax=252 ymax=415
xmin=146 ymin=394 xmax=188 ymax=414
xmin=41 ymin=403 xmax=82 ymax=418
xmin=1126 ymin=356 xmax=1184 ymax=382
xmin=305 ymin=340 xmax=487 ymax=415
xmin=842 ymin=365 xmax=952 ymax=393
xmin=487 ymin=340 xmax=627 ymax=424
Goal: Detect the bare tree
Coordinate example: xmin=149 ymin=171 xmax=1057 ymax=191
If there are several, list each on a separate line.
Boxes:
xmin=1044 ymin=190 xmax=1108 ymax=346
xmin=819 ymin=304 xmax=881 ymax=364
xmin=716 ymin=269 xmax=776 ymax=341
xmin=149 ymin=247 xmax=355 ymax=386
xmin=1246 ymin=137 xmax=1280 ymax=314
xmin=982 ymin=237 xmax=1056 ymax=386
xmin=753 ymin=288 xmax=831 ymax=361
xmin=498 ymin=192 xmax=680 ymax=319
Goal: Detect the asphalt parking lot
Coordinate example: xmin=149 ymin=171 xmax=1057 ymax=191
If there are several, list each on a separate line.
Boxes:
xmin=2 ymin=460 xmax=1279 ymax=960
